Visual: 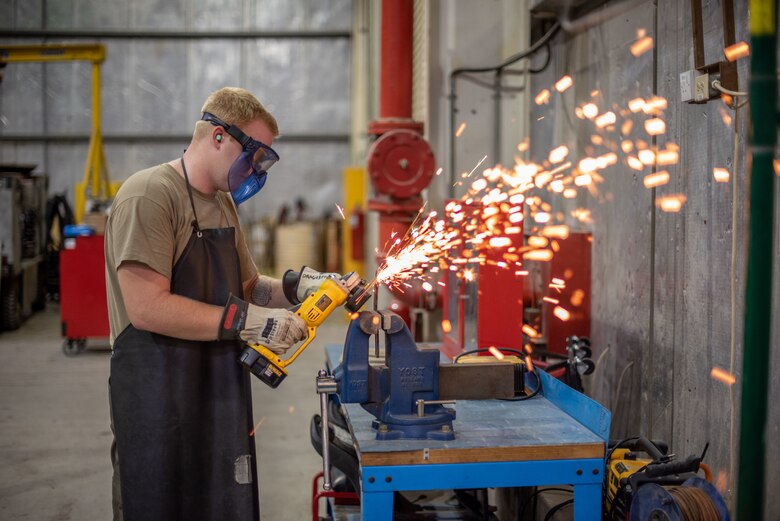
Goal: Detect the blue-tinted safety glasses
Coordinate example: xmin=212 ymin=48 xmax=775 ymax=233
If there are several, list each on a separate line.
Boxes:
xmin=201 ymin=112 xmax=280 ymax=205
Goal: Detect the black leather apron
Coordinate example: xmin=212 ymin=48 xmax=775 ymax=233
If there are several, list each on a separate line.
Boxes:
xmin=110 ymin=160 xmax=259 ymax=521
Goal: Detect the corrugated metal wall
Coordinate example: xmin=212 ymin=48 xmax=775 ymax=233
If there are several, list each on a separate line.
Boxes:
xmin=526 ymin=1 xmax=779 ymax=512
xmin=0 ymin=0 xmax=352 ymax=222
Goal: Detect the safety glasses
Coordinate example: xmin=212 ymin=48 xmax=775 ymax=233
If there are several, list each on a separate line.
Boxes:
xmin=201 ymin=112 xmax=279 ymax=173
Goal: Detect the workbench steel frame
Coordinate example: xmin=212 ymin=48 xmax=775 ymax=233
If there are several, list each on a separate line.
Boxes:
xmin=324 ymin=344 xmax=610 ymax=520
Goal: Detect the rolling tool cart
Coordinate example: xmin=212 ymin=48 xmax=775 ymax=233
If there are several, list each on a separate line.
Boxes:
xmin=59 ymin=233 xmax=109 ymax=355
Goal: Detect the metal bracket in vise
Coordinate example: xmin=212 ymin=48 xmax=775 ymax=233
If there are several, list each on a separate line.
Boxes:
xmin=333 ymin=310 xmax=456 ymax=441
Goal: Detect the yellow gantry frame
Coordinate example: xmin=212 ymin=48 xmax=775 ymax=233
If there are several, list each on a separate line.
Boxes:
xmin=0 ymin=43 xmax=120 ymax=223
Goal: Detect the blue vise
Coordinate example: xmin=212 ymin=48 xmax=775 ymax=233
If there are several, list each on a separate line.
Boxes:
xmin=333 ymin=310 xmax=455 ymax=441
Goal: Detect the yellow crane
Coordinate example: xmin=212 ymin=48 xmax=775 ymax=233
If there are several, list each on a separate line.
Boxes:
xmin=0 ymin=43 xmax=120 ymax=223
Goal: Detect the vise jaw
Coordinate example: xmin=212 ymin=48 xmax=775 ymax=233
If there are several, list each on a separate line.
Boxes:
xmin=333 ymin=310 xmax=455 ymax=441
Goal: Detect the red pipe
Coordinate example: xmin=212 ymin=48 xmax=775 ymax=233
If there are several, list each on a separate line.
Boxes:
xmin=380 ymin=0 xmax=414 ymax=119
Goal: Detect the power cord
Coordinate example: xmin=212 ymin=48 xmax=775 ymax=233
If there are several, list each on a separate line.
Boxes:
xmin=711 ymin=79 xmax=749 ymax=98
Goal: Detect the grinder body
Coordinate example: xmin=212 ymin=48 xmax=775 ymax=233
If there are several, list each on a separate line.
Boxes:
xmin=239 ymin=274 xmax=368 ymax=387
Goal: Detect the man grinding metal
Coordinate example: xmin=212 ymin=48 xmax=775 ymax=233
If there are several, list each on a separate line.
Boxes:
xmin=105 ymin=87 xmax=334 ymax=521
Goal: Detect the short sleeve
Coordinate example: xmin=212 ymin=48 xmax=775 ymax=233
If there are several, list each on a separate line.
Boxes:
xmin=107 ymin=196 xmax=176 ymax=279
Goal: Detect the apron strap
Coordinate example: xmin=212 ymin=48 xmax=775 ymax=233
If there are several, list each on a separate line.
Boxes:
xmin=180 ymin=156 xmax=203 ymax=237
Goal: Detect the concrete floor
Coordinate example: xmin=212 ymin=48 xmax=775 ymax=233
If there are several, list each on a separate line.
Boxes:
xmin=0 ymin=302 xmax=348 ymax=520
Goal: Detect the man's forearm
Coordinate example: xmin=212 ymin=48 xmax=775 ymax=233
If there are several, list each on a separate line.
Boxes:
xmin=130 ymin=291 xmax=224 ymax=341
xmin=249 ymin=275 xmax=294 ymax=308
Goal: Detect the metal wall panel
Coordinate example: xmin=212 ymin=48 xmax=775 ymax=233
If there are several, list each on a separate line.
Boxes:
xmin=44 ymin=60 xmax=92 ymax=134
xmin=131 ymin=40 xmax=190 ymax=133
xmin=0 ymin=61 xmax=45 ymax=134
xmin=73 ymin=0 xmax=130 ymax=29
xmin=131 ymin=0 xmax=187 ymax=29
xmin=192 ymin=0 xmax=244 ymax=30
xmin=187 ymin=40 xmax=243 ymax=119
xmin=0 ymin=0 xmax=43 ymax=29
xmin=244 ymin=39 xmax=350 ymax=134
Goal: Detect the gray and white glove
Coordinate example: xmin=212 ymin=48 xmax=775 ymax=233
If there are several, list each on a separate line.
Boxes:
xmin=282 ymin=266 xmax=340 ymax=304
xmin=219 ymin=294 xmax=306 ymax=355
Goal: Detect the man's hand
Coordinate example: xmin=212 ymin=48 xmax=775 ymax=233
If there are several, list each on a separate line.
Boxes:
xmin=219 ymin=295 xmax=306 ymax=354
xmin=282 ymin=266 xmax=340 ymax=304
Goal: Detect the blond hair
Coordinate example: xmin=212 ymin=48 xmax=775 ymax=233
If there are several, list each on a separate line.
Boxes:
xmin=193 ymin=87 xmax=279 ymax=141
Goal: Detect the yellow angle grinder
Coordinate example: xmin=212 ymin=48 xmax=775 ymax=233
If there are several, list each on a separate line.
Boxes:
xmin=239 ymin=272 xmax=370 ymax=388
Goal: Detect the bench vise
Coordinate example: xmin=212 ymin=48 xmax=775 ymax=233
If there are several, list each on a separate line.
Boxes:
xmin=327 ymin=310 xmax=525 ymax=441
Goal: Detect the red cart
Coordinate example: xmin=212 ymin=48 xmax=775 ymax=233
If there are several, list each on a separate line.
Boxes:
xmin=59 ymin=235 xmax=110 ymax=356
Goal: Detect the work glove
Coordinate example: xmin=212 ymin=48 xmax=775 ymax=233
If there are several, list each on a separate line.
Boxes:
xmin=282 ymin=266 xmax=340 ymax=305
xmin=219 ymin=294 xmax=306 ymax=355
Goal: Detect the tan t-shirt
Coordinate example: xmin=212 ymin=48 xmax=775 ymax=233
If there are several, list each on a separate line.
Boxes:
xmin=104 ymin=163 xmax=257 ymax=344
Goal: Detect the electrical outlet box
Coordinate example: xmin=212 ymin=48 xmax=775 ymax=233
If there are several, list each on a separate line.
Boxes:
xmin=694 ymin=73 xmax=710 ymax=102
xmin=680 ymin=70 xmax=696 ymax=102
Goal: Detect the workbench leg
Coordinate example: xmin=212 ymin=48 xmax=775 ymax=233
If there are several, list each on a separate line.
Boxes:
xmin=573 ymin=483 xmax=601 ymax=520
xmin=361 ymin=491 xmax=393 ymax=521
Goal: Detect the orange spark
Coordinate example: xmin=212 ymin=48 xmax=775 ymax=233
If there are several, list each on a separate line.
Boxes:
xmin=335 ymin=203 xmax=346 ymax=220
xmin=535 ymin=89 xmax=551 ymax=105
xmin=775 ymin=159 xmax=780 ymax=176
xmin=525 ymin=355 xmax=534 ymax=373
xmin=630 ymin=35 xmax=654 ymax=57
xmin=554 ymin=75 xmax=573 ymax=92
xmin=509 ymin=212 xmax=524 ymax=223
xmin=643 ymin=171 xmax=670 ymax=188
xmin=644 ymin=118 xmax=666 ymax=136
xmin=595 ymin=111 xmax=616 ymax=128
xmin=543 ymin=296 xmax=560 ymax=304
xmin=349 ymin=312 xmax=359 ymax=320
xmin=570 ymin=289 xmax=585 ymax=307
xmin=582 ymin=103 xmax=599 ymax=119
xmin=553 ymin=306 xmax=571 ymax=321
xmin=533 ymin=212 xmax=551 ymax=223
xmin=522 ymin=324 xmax=539 ymax=338
xmin=542 ymin=225 xmax=570 ymax=239
xmin=579 ymin=158 xmax=598 ymax=173
xmin=642 ymin=96 xmax=667 ymax=114
xmin=638 ymin=149 xmax=656 ymax=165
xmin=488 ymin=346 xmax=505 ymax=360
xmin=442 ymin=320 xmax=452 ymax=333
xmin=548 ymin=145 xmax=569 ymax=164
xmin=563 ymin=188 xmax=577 ymax=199
xmin=249 ymin=417 xmax=266 ymax=437
xmin=711 ymin=367 xmax=736 ymax=385
xmin=524 ymin=249 xmax=554 ymax=261
xmin=657 ymin=194 xmax=686 ymax=212
xmin=713 ymin=167 xmax=730 ymax=183
xmin=527 ymin=236 xmax=549 ymax=248
xmin=628 ymin=97 xmax=645 ymax=113
xmin=550 ymin=180 xmax=564 ymax=192
xmin=422 ymin=281 xmax=433 ymax=292
xmin=436 ymin=167 xmax=443 ymax=176
xmin=455 ymin=122 xmax=467 ymax=137
xmin=656 ymin=149 xmax=679 ymax=165
xmin=518 ymin=139 xmax=529 ymax=152
xmin=621 ymin=120 xmax=634 ymax=136
xmin=489 ymin=237 xmax=512 ymax=248
xmin=621 ymin=140 xmax=634 ymax=153
xmin=574 ymin=174 xmax=592 ymax=186
xmin=724 ymin=41 xmax=750 ymax=62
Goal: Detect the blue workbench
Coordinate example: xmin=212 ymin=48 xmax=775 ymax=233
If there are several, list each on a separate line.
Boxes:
xmin=324 ymin=344 xmax=610 ymax=520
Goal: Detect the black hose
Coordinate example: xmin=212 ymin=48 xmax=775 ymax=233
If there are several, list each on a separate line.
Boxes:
xmin=517 ymin=487 xmax=573 ymax=520
xmin=543 ymin=499 xmax=574 ymax=521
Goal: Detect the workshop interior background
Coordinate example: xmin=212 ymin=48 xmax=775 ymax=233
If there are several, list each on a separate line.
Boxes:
xmin=1 ymin=0 xmax=779 ymax=517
